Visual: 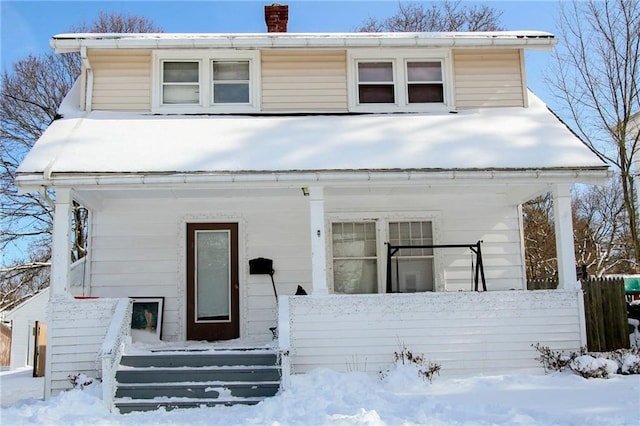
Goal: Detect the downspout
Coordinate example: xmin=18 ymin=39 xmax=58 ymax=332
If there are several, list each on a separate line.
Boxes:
xmin=81 ymin=47 xmax=93 ymax=111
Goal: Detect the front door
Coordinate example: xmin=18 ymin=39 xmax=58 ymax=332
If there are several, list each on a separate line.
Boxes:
xmin=186 ymin=223 xmax=239 ymax=341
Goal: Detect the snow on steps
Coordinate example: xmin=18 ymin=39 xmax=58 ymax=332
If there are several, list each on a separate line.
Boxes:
xmin=114 ymin=349 xmax=281 ymax=413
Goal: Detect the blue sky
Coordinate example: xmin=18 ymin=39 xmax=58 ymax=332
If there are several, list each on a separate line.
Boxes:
xmin=1 ymin=0 xmax=562 ymax=100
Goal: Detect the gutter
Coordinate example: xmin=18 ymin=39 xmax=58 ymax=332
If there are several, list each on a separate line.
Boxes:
xmin=50 ymin=32 xmax=558 ymax=53
xmin=15 ymin=168 xmax=612 ymax=192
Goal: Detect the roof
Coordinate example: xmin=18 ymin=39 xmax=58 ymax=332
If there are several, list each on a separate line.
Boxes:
xmin=3 ymin=289 xmax=49 ymax=320
xmin=15 ymin=83 xmax=608 ymax=187
xmin=50 ymin=31 xmax=557 ymax=53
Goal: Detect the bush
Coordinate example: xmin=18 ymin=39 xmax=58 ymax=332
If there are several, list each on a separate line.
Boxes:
xmin=67 ymin=373 xmax=95 ymax=389
xmin=382 ymin=344 xmax=441 ymax=383
xmin=532 ymin=343 xmax=640 ymax=378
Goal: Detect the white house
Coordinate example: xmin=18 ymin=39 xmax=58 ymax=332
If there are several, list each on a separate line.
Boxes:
xmin=14 ymin=5 xmax=610 ymax=412
xmin=3 ymin=288 xmax=48 ymax=371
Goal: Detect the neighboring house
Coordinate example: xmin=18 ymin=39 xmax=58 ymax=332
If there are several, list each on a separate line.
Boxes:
xmin=2 ymin=288 xmax=48 ymax=370
xmin=15 ymin=5 xmax=610 ymax=409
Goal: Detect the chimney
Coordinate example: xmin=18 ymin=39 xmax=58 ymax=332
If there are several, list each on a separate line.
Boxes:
xmin=265 ymin=4 xmax=288 ymax=32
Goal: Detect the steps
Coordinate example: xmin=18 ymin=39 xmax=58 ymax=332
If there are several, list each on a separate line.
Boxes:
xmin=113 ymin=349 xmax=281 ymax=413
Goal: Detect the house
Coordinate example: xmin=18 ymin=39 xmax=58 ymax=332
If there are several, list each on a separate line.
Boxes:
xmin=15 ymin=5 xmax=610 ymax=412
xmin=2 ymin=288 xmax=48 ymax=371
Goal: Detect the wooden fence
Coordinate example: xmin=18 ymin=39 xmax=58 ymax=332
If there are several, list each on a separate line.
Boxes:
xmin=528 ymin=277 xmax=630 ymax=352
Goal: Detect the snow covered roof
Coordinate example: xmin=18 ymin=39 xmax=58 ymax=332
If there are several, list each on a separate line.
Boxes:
xmin=50 ymin=31 xmax=557 ymax=53
xmin=16 ymin=81 xmax=608 ymax=188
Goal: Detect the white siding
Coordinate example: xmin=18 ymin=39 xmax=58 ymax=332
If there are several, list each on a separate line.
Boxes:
xmin=453 ymin=49 xmax=525 ymax=109
xmin=5 ymin=289 xmax=49 ymax=370
xmin=88 ymin=194 xmax=311 ymax=342
xmin=282 ymin=290 xmax=584 ymax=376
xmin=84 ymin=187 xmax=526 ymax=342
xmin=47 ymin=297 xmax=118 ymax=395
xmin=261 ymin=50 xmax=348 ymax=112
xmin=88 ymin=50 xmax=151 ymax=111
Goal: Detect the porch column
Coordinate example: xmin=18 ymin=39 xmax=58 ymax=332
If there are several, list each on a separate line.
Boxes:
xmin=309 ymin=186 xmax=328 ymax=295
xmin=553 ymin=184 xmax=578 ymax=290
xmin=50 ymin=188 xmax=72 ymax=296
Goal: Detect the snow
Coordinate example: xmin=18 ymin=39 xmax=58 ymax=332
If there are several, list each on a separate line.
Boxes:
xmin=2 ymin=365 xmax=639 ymax=425
xmin=17 ymin=92 xmax=606 ymax=176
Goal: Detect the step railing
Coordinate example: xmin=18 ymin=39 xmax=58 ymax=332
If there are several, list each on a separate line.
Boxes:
xmin=99 ymin=298 xmax=133 ymax=412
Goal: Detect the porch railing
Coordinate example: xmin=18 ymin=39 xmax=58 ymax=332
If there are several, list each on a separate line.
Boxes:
xmin=99 ymin=298 xmax=133 ymax=412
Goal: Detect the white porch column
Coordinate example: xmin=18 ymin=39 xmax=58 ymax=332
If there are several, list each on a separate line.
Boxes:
xmin=50 ymin=188 xmax=72 ymax=296
xmin=553 ymin=184 xmax=578 ymax=290
xmin=309 ymin=186 xmax=328 ymax=295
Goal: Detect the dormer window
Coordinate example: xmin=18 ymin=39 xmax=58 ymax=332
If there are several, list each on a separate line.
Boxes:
xmin=350 ymin=50 xmax=451 ymax=112
xmin=162 ymin=61 xmax=200 ymax=105
xmin=357 ymin=62 xmax=395 ymax=104
xmin=153 ymin=51 xmax=260 ymax=113
xmin=212 ymin=61 xmax=250 ymax=104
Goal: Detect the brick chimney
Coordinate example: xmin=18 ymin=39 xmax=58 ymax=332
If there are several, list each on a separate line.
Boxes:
xmin=265 ymin=4 xmax=288 ymax=32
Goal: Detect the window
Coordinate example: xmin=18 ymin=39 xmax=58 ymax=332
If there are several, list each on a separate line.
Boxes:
xmin=357 ymin=62 xmax=395 ymax=104
xmin=350 ymin=50 xmax=450 ymax=112
xmin=154 ymin=51 xmax=259 ymax=112
xmin=332 ymin=222 xmax=378 ymax=294
xmin=162 ymin=61 xmax=200 ymax=105
xmin=406 ymin=62 xmax=443 ymax=104
xmin=388 ymin=221 xmax=434 ymax=292
xmin=331 ymin=219 xmax=435 ymax=294
xmin=212 ymin=61 xmax=250 ymax=104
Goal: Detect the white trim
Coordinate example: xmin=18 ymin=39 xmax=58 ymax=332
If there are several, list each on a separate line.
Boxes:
xmin=348 ymin=48 xmax=453 ymax=112
xmin=309 ymin=186 xmax=329 ymax=295
xmin=152 ymin=50 xmax=260 ymax=114
xmin=553 ymin=184 xmax=578 ymax=290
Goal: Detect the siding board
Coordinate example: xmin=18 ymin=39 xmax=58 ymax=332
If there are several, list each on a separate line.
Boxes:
xmin=261 ymin=50 xmax=348 ymax=112
xmin=88 ymin=49 xmax=151 ymax=111
xmin=453 ymin=49 xmax=525 ymax=109
xmin=283 ymin=290 xmax=584 ymax=376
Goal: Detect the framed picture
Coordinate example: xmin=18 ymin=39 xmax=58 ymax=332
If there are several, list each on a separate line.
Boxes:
xmin=130 ymin=297 xmax=164 ymax=343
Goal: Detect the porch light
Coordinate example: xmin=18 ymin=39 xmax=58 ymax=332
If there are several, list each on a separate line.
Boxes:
xmin=301 ymin=187 xmax=309 ymax=196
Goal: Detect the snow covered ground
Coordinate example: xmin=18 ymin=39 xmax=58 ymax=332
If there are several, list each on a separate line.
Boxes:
xmin=1 ymin=364 xmax=639 ymax=425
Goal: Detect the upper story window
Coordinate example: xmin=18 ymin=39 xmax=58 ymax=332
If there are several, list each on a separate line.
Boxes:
xmin=350 ymin=49 xmax=451 ymax=112
xmin=153 ymin=51 xmax=260 ymax=113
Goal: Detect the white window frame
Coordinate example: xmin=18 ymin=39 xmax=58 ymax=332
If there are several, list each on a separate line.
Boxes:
xmin=327 ymin=212 xmax=441 ymax=294
xmin=348 ymin=49 xmax=454 ymax=113
xmin=152 ymin=50 xmax=260 ymax=113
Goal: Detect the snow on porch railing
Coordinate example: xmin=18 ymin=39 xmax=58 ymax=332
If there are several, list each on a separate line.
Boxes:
xmin=99 ymin=298 xmax=132 ymax=412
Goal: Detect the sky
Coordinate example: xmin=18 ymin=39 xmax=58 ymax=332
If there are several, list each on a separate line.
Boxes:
xmin=0 ymin=0 xmax=563 ymax=102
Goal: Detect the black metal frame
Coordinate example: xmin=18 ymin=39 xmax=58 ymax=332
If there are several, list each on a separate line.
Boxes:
xmin=386 ymin=240 xmax=487 ymax=292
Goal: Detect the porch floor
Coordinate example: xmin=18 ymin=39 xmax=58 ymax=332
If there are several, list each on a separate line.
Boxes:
xmin=125 ymin=336 xmax=277 ymax=354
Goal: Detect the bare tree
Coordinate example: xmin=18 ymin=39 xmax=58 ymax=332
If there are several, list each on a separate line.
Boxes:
xmin=357 ymin=1 xmax=504 ymax=32
xmin=522 ymin=194 xmax=557 ymax=280
xmin=573 ymin=177 xmax=636 ymax=276
xmin=547 ymin=0 xmax=640 ymax=271
xmin=1 ymin=13 xmax=162 ymax=311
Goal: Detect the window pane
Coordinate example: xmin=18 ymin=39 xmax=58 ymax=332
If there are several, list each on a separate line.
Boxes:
xmin=359 ymin=85 xmax=395 ymax=103
xmin=408 ymin=84 xmax=444 ymax=103
xmin=213 ymin=83 xmax=250 ymax=103
xmin=358 ymin=62 xmax=393 ymax=82
xmin=213 ymin=61 xmax=250 ymax=81
xmin=164 ymin=62 xmax=199 ymax=83
xmin=390 ymin=258 xmax=434 ymax=292
xmin=333 ymin=259 xmax=378 ymax=294
xmin=407 ymin=62 xmax=442 ymax=82
xmin=163 ymin=85 xmax=199 ymax=104
xmin=196 ymin=231 xmax=230 ymax=321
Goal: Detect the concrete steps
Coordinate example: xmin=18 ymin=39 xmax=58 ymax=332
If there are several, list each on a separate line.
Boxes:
xmin=114 ymin=349 xmax=280 ymax=413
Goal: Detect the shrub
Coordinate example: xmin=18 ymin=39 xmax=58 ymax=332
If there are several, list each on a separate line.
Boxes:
xmin=385 ymin=344 xmax=441 ymax=383
xmin=67 ymin=373 xmax=95 ymax=389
